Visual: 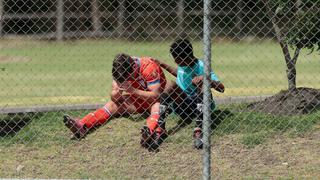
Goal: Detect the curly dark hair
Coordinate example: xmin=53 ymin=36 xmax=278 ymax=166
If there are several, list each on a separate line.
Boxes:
xmin=170 ymin=39 xmax=194 ymax=60
xmin=112 ymin=53 xmax=134 ymax=83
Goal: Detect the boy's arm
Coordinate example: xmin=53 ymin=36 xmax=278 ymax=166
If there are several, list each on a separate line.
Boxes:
xmin=153 ymin=59 xmax=178 ymax=77
xmin=111 ymin=80 xmax=125 ymax=102
xmin=210 ymin=80 xmax=225 ymax=93
xmin=192 ymin=76 xmax=225 ymax=93
xmin=120 ymin=82 xmax=161 ymax=103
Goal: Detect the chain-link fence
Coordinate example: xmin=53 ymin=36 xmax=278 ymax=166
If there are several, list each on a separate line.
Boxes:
xmin=1 ymin=0 xmax=320 ymax=179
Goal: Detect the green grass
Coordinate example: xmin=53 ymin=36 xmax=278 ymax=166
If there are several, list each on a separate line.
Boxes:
xmin=0 ymin=38 xmax=319 ymax=106
xmin=215 ymin=109 xmax=316 ymax=135
xmin=0 ymin=106 xmax=319 ymax=178
xmin=1 ymin=38 xmax=320 ymax=178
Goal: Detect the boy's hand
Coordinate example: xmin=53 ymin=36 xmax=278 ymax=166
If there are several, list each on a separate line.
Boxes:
xmin=192 ymin=76 xmax=204 ymax=87
xmin=119 ymin=81 xmax=137 ymax=94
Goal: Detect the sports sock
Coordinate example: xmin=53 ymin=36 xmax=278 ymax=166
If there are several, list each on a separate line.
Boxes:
xmin=80 ymin=107 xmax=112 ymax=129
xmin=146 ymin=114 xmax=160 ymax=133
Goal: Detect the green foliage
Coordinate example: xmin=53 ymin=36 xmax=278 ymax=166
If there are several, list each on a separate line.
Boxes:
xmin=271 ymin=0 xmax=320 ymax=52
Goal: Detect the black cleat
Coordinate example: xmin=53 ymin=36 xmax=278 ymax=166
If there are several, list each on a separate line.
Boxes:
xmin=140 ymin=126 xmax=166 ymax=152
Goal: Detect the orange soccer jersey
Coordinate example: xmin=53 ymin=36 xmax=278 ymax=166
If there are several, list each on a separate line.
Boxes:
xmin=126 ymin=57 xmax=166 ymax=112
xmin=129 ymin=57 xmax=166 ymax=92
xmin=79 ymin=56 xmax=166 ymax=129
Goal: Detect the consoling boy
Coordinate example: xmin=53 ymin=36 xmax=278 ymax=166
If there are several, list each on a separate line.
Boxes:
xmin=156 ymin=39 xmax=225 ymax=149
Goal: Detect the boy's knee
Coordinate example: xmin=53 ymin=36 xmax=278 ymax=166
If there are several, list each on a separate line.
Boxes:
xmin=164 ymin=80 xmax=177 ymax=93
xmin=111 ymin=91 xmax=123 ymax=103
xmin=160 ymin=93 xmax=171 ymax=105
xmin=104 ymin=101 xmax=118 ymax=113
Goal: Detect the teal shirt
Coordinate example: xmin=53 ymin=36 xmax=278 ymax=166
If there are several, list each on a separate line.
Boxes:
xmin=176 ymin=60 xmax=219 ymax=97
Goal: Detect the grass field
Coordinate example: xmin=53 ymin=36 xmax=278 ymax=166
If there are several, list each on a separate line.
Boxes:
xmin=0 ymin=105 xmax=319 ymax=178
xmin=1 ymin=38 xmax=320 ymax=178
xmin=0 ymin=38 xmax=319 ymax=107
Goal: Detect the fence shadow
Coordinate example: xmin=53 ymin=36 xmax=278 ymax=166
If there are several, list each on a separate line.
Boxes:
xmin=77 ymin=109 xmax=233 ymax=139
xmin=168 ymin=109 xmax=233 ymax=135
xmin=0 ymin=112 xmax=42 ymax=137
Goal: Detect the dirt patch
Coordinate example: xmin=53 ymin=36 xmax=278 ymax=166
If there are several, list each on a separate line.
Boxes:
xmin=248 ymin=87 xmax=320 ymax=116
xmin=0 ymin=56 xmax=31 ymax=63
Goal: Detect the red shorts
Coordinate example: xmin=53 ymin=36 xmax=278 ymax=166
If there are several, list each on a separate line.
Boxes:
xmin=130 ymin=96 xmax=155 ymax=113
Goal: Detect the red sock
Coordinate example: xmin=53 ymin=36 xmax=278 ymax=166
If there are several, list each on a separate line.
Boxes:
xmin=146 ymin=114 xmax=160 ymax=133
xmin=80 ymin=107 xmax=111 ymax=129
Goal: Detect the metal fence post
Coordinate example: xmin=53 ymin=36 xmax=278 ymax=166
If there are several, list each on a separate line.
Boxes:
xmin=0 ymin=0 xmax=3 ymax=36
xmin=177 ymin=0 xmax=184 ymax=37
xmin=117 ymin=0 xmax=125 ymax=37
xmin=236 ymin=0 xmax=244 ymax=39
xmin=56 ymin=0 xmax=64 ymax=40
xmin=203 ymin=0 xmax=212 ymax=179
xmin=92 ymin=0 xmax=102 ymax=35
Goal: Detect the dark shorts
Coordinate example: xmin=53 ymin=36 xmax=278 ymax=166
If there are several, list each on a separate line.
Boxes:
xmin=173 ymin=94 xmax=202 ymax=120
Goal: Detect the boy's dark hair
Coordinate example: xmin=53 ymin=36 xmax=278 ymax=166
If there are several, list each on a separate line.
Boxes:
xmin=170 ymin=39 xmax=194 ymax=60
xmin=112 ymin=53 xmax=134 ymax=83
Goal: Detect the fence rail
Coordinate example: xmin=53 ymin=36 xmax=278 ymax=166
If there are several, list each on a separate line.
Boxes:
xmin=0 ymin=96 xmax=270 ymax=114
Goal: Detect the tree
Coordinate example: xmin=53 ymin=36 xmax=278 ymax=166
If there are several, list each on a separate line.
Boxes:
xmin=263 ymin=0 xmax=320 ymax=90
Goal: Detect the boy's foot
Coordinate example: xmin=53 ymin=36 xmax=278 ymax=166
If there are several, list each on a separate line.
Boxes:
xmin=140 ymin=126 xmax=167 ymax=151
xmin=140 ymin=126 xmax=154 ymax=149
xmin=154 ymin=128 xmax=168 ymax=148
xmin=63 ymin=115 xmax=87 ymax=139
xmin=193 ymin=127 xmax=203 ymax=149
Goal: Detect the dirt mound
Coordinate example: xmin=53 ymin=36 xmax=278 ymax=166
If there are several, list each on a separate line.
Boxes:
xmin=248 ymin=87 xmax=320 ymax=116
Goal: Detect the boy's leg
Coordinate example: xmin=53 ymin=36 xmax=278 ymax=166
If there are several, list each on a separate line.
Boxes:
xmin=193 ymin=93 xmax=216 ymax=149
xmin=195 ymin=94 xmax=204 ymax=129
xmin=158 ymin=81 xmax=177 ymax=131
xmin=174 ymin=93 xmax=204 ymax=149
xmin=141 ymin=98 xmax=179 ymax=151
xmin=79 ymin=101 xmax=124 ymax=128
xmin=141 ymin=102 xmax=162 ymax=150
xmin=193 ymin=98 xmax=204 ymax=149
xmin=64 ymin=93 xmax=137 ymax=139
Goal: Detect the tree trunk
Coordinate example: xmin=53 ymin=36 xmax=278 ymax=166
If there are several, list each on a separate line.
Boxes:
xmin=263 ymin=0 xmax=300 ymax=91
xmin=287 ymin=62 xmax=297 ymax=91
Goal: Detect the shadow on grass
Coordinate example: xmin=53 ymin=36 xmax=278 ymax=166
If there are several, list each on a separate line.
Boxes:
xmin=168 ymin=109 xmax=233 ymax=135
xmin=73 ymin=110 xmax=233 ymax=140
xmin=0 ymin=112 xmax=43 ymax=137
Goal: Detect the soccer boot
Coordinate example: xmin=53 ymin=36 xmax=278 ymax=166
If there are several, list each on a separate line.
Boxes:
xmin=63 ymin=114 xmax=87 ymax=139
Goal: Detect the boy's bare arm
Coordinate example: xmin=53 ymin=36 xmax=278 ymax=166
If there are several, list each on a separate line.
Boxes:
xmin=192 ymin=76 xmax=225 ymax=93
xmin=119 ymin=82 xmax=161 ymax=103
xmin=111 ymin=80 xmax=126 ymax=102
xmin=152 ymin=58 xmax=177 ymax=77
xmin=210 ymin=80 xmax=225 ymax=93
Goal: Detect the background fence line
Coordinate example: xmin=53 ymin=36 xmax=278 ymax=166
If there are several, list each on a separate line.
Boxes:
xmin=0 ymin=96 xmax=270 ymax=114
xmin=0 ymin=0 xmax=264 ymax=40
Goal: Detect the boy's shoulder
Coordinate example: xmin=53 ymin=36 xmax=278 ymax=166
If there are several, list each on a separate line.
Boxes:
xmin=139 ymin=57 xmax=159 ymax=66
xmin=196 ymin=59 xmax=204 ymax=66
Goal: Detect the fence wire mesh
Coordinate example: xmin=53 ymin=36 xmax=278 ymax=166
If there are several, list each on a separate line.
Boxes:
xmin=0 ymin=0 xmax=320 ymax=179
